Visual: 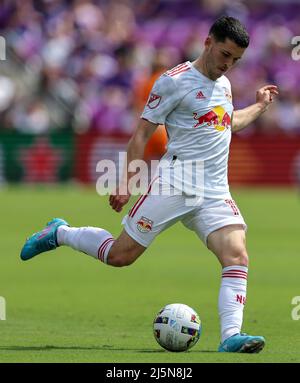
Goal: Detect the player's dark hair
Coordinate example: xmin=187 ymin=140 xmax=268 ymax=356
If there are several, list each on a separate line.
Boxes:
xmin=209 ymin=16 xmax=250 ymax=48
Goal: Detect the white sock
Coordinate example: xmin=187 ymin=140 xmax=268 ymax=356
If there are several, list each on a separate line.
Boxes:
xmin=57 ymin=225 xmax=114 ymax=264
xmin=218 ymin=265 xmax=248 ymax=343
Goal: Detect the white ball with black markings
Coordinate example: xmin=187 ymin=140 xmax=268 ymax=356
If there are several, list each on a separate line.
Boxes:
xmin=153 ymin=303 xmax=202 ymax=352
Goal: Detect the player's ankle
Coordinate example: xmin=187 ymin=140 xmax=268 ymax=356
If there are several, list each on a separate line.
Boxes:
xmin=56 ymin=225 xmax=69 ymax=246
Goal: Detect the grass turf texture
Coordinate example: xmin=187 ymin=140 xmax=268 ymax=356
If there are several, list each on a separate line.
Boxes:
xmin=0 ymin=185 xmax=299 ymax=363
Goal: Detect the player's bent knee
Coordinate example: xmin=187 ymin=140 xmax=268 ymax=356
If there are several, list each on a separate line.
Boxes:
xmin=107 ymin=245 xmax=145 ymax=267
xmin=106 ymin=230 xmax=147 ymax=267
xmin=106 ymin=255 xmax=127 ymax=267
xmin=225 ymin=246 xmax=248 ymax=266
xmin=110 ymin=256 xmax=133 ymax=267
xmin=106 ymin=251 xmax=134 ymax=267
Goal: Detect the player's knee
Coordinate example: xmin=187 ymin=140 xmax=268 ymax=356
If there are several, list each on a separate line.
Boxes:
xmin=107 ymin=249 xmax=136 ymax=267
xmin=227 ymin=245 xmax=248 ymax=266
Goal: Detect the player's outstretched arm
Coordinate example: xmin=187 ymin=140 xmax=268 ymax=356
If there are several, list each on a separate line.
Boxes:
xmin=109 ymin=118 xmax=158 ymax=212
xmin=232 ymin=85 xmax=279 ymax=132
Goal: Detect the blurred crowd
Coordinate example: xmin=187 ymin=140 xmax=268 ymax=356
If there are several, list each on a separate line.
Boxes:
xmin=0 ymin=0 xmax=300 ymax=135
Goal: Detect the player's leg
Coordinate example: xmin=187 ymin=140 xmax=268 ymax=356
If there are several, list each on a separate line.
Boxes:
xmin=20 ymin=218 xmax=146 ymax=266
xmin=56 ymin=224 xmax=146 ymax=266
xmin=20 ymin=178 xmax=191 ymax=265
xmin=207 ymin=225 xmax=249 ymax=340
xmin=208 ymin=226 xmax=264 ymax=353
xmin=106 ymin=230 xmax=147 ymax=267
xmin=207 ymin=224 xmax=248 ymax=267
xmin=182 ymin=198 xmax=265 ymax=353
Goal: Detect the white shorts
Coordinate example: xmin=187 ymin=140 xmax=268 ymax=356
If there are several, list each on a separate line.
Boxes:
xmin=122 ymin=177 xmax=247 ymax=248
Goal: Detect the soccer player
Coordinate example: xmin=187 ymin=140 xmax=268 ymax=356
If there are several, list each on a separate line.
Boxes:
xmin=20 ymin=16 xmax=279 ymax=353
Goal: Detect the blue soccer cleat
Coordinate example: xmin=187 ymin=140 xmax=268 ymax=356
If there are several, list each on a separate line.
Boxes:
xmin=20 ymin=218 xmax=69 ymax=261
xmin=218 ymin=333 xmax=265 ymax=353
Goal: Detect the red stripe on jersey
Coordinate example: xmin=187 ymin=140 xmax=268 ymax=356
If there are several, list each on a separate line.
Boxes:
xmin=169 ymin=68 xmax=190 ymax=77
xmin=167 ymin=64 xmax=189 ymax=76
xmin=168 ymin=66 xmax=190 ymax=77
xmin=167 ymin=63 xmax=188 ymax=75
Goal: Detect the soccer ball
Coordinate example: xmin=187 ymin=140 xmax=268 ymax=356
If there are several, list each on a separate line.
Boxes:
xmin=153 ymin=303 xmax=202 ymax=352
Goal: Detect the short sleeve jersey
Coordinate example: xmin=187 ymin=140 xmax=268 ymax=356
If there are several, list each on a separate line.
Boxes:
xmin=141 ymin=61 xmax=234 ymax=199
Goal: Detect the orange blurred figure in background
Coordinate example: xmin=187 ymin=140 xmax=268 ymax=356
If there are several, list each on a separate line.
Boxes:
xmin=134 ymin=51 xmax=174 ymax=161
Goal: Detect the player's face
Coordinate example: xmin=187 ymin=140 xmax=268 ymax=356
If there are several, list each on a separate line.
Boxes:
xmin=205 ymin=36 xmax=246 ymax=80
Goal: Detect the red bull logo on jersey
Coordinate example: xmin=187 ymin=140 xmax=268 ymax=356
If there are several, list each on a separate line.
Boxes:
xmin=137 ymin=216 xmax=153 ymax=233
xmin=193 ymin=105 xmax=231 ymax=131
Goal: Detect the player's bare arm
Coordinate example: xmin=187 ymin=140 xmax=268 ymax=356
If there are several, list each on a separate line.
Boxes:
xmin=109 ymin=118 xmax=158 ymax=212
xmin=231 ymin=85 xmax=279 ymax=132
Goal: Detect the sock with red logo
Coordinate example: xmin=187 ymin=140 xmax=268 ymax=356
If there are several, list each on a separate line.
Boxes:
xmin=56 ymin=226 xmax=114 ymax=264
xmin=218 ymin=265 xmax=248 ymax=343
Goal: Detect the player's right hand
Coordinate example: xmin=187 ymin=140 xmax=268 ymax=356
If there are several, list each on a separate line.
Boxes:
xmin=109 ymin=190 xmax=131 ymax=213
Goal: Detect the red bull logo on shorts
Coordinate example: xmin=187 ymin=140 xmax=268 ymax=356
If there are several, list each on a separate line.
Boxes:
xmin=137 ymin=216 xmax=153 ymax=233
xmin=193 ymin=105 xmax=231 ymax=131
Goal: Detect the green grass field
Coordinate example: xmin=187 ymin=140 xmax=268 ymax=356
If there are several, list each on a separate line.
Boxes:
xmin=0 ymin=185 xmax=300 ymax=363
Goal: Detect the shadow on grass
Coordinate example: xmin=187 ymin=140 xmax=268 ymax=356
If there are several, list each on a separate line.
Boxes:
xmin=0 ymin=345 xmax=217 ymax=353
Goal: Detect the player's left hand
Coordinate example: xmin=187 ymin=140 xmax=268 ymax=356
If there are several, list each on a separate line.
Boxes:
xmin=109 ymin=189 xmax=131 ymax=213
xmin=256 ymin=85 xmax=279 ymax=110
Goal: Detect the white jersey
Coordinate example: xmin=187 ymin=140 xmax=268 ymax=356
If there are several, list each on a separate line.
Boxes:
xmin=141 ymin=61 xmax=234 ymax=199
